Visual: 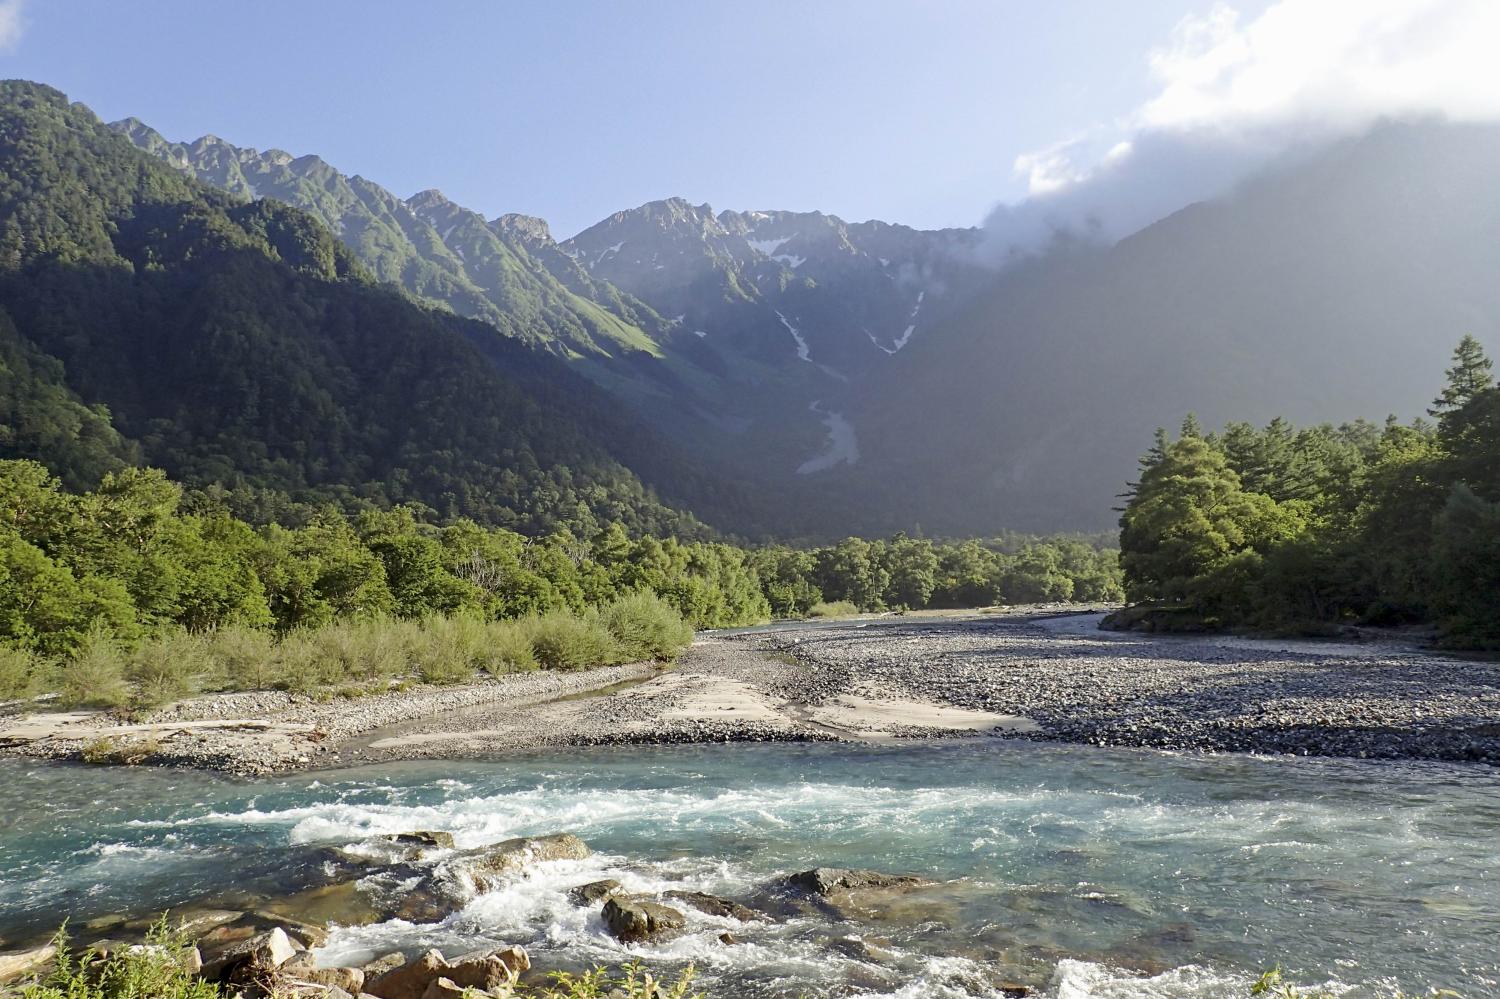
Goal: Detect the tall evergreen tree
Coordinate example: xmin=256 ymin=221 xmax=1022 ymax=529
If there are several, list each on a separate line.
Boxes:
xmin=1430 ymin=335 xmax=1495 ymax=419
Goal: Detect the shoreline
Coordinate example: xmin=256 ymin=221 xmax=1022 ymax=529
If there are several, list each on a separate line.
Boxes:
xmin=3 ymin=607 xmax=1498 ymax=774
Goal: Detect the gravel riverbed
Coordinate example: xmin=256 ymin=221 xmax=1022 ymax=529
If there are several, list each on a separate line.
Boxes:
xmin=4 ymin=610 xmax=1496 ymax=772
xmin=739 ymin=613 xmax=1500 ymax=763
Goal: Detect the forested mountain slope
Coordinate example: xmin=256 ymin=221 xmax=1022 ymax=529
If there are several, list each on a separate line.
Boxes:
xmin=0 ymin=81 xmax=718 ymax=538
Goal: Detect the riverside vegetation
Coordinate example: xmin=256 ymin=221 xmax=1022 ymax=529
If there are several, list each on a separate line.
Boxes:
xmin=1113 ymin=335 xmax=1500 ymax=649
xmin=0 ymin=458 xmax=1120 ymax=707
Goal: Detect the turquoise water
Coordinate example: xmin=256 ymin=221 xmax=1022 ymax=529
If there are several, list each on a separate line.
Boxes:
xmin=1 ymin=741 xmax=1497 ymax=997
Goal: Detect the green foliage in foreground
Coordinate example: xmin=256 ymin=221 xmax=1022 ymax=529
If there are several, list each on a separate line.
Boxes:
xmin=18 ymin=921 xmax=217 ymax=999
xmin=11 ymin=922 xmax=702 ymax=999
xmin=1117 ymin=335 xmax=1500 ymax=648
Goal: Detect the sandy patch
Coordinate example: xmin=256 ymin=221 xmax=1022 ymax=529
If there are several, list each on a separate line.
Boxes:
xmin=656 ymin=672 xmax=786 ymax=725
xmin=0 ymin=714 xmax=315 ymax=743
xmin=809 ymin=691 xmax=1037 ymax=737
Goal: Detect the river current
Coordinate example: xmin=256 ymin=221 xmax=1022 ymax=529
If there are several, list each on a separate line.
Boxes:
xmin=1 ymin=740 xmax=1496 ymax=997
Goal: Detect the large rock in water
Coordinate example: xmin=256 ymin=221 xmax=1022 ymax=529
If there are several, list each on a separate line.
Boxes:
xmin=601 ymin=895 xmax=687 ymax=943
xmin=567 ymin=879 xmax=622 ymax=905
xmin=664 ymin=890 xmax=763 ymax=922
xmin=456 ymin=833 xmax=590 ymax=892
xmin=786 ymin=868 xmax=930 ymax=894
xmin=386 ymin=831 xmax=455 ymax=851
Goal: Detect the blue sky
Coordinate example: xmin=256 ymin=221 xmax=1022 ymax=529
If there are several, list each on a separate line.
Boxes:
xmin=0 ymin=0 xmax=1256 ymax=237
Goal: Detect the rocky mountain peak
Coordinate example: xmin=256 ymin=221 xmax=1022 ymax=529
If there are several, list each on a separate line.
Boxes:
xmin=492 ymin=213 xmax=554 ymax=246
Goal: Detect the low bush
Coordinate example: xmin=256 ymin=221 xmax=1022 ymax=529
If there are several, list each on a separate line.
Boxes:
xmin=57 ymin=627 xmax=131 ymax=708
xmin=483 ymin=618 xmax=539 ymax=674
xmin=512 ymin=963 xmax=702 ymax=999
xmin=268 ymin=630 xmax=333 ymax=696
xmin=128 ymin=630 xmax=207 ymax=709
xmin=410 ymin=615 xmax=487 ymax=684
xmin=20 ymin=921 xmax=220 ymax=999
xmin=806 ymin=600 xmax=858 ymax=619
xmin=201 ymin=625 xmax=277 ymax=691
xmin=599 ymin=591 xmax=693 ymax=661
xmin=308 ymin=617 xmax=409 ymax=683
xmin=0 ymin=644 xmax=37 ymax=700
xmin=527 ymin=611 xmax=622 ymax=670
xmin=79 ymin=734 xmax=159 ymax=765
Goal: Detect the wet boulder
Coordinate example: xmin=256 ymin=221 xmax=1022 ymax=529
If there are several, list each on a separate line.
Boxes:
xmin=601 ymin=895 xmax=687 ymax=943
xmin=458 ymin=833 xmax=590 ymax=891
xmin=387 ymin=831 xmax=455 ymax=851
xmin=663 ymin=890 xmax=763 ymax=922
xmin=444 ymin=946 xmax=529 ymax=990
xmin=364 ymin=949 xmax=448 ymax=999
xmin=567 ymin=879 xmax=622 ymax=905
xmin=786 ymin=868 xmax=929 ymax=894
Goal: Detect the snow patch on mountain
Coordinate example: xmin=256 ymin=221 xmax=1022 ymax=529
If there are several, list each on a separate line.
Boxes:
xmin=746 ymin=236 xmax=791 ymax=256
xmin=594 ymin=241 xmax=625 ymax=267
xmin=772 ymin=253 xmax=806 ymax=268
xmin=776 ymin=310 xmax=812 ymax=362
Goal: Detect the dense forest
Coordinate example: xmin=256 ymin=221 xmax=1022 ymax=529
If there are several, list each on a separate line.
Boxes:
xmin=1114 ymin=335 xmax=1500 ymax=648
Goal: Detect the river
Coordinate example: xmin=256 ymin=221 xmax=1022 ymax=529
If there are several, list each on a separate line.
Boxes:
xmin=1 ymin=740 xmax=1496 ymax=997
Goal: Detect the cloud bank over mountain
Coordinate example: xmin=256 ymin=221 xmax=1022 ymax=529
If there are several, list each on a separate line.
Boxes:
xmin=980 ymin=0 xmax=1500 ymax=262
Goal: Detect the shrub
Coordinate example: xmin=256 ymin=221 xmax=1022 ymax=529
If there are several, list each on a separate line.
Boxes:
xmin=409 ymin=615 xmax=486 ymax=684
xmin=129 ymin=630 xmax=207 ymax=709
xmin=308 ymin=617 xmax=409 ymax=683
xmin=513 ymin=963 xmax=702 ymax=999
xmin=20 ymin=920 xmax=219 ymax=999
xmin=80 ymin=734 xmax=159 ymax=765
xmin=57 ymin=627 xmax=131 ymax=708
xmin=806 ymin=600 xmax=858 ymax=619
xmin=526 ymin=610 xmax=622 ymax=670
xmin=0 ymin=644 xmax=37 ymax=700
xmin=599 ymin=591 xmax=693 ymax=661
xmin=201 ymin=625 xmax=277 ymax=691
xmin=271 ymin=630 xmax=335 ymax=696
xmin=483 ymin=618 xmax=538 ymax=674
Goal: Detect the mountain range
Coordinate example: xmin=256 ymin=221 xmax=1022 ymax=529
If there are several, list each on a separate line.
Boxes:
xmin=2 ymin=79 xmax=1495 ymax=539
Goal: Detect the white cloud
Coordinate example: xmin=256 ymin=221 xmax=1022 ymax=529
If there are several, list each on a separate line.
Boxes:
xmin=0 ymin=0 xmax=26 ymax=51
xmin=982 ymin=0 xmax=1500 ymax=261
